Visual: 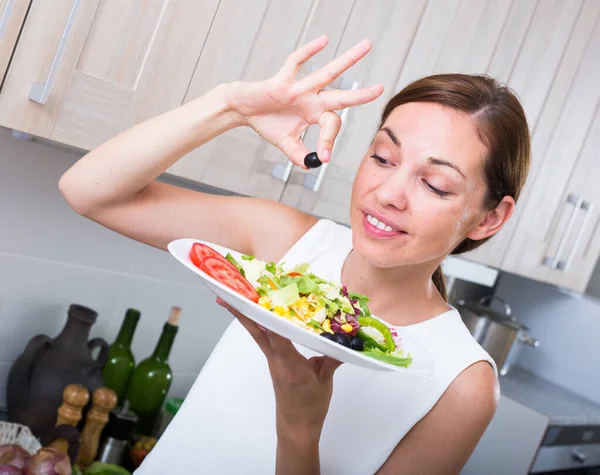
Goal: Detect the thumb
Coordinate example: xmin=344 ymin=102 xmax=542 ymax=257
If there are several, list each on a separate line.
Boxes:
xmin=312 ymin=356 xmax=343 ymax=380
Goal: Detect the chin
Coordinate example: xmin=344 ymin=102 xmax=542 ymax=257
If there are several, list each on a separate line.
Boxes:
xmin=350 ymin=231 xmax=407 ymax=269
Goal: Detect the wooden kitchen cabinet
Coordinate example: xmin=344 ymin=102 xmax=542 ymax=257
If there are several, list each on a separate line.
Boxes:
xmin=0 ymin=0 xmax=31 ymax=83
xmin=0 ymin=0 xmax=220 ymax=150
xmin=279 ymin=0 xmax=519 ymax=224
xmin=166 ymin=0 xmax=357 ymax=201
xmin=468 ymin=0 xmax=598 ymax=270
xmin=0 ymin=0 xmax=597 ymax=292
xmin=495 ymin=3 xmax=600 ymax=293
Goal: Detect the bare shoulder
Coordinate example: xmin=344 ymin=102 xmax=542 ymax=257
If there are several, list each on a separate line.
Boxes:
xmin=446 ymin=360 xmax=499 ymax=410
xmin=376 ymin=361 xmax=498 ymax=475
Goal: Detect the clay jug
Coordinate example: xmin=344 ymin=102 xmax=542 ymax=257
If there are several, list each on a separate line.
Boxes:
xmin=6 ymin=304 xmax=109 ymax=437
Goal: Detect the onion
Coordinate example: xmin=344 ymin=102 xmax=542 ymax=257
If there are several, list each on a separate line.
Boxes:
xmin=0 ymin=463 xmax=22 ymax=475
xmin=0 ymin=444 xmax=30 ymax=469
xmin=23 ymin=448 xmax=71 ymax=475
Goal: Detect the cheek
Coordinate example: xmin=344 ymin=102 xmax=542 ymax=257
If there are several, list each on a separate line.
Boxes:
xmin=352 ymin=159 xmax=378 ymax=195
xmin=418 ymin=202 xmax=475 ymax=247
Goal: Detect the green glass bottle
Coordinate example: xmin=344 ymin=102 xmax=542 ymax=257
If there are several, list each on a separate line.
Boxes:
xmin=102 ymin=308 xmax=141 ymax=404
xmin=126 ymin=306 xmax=181 ymax=435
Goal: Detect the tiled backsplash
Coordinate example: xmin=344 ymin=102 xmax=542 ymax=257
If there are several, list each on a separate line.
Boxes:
xmin=495 ymin=271 xmax=600 ymax=406
xmin=0 ymin=128 xmax=233 ymax=408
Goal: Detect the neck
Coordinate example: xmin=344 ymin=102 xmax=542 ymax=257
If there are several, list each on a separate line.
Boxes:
xmin=341 ymin=251 xmax=449 ymax=326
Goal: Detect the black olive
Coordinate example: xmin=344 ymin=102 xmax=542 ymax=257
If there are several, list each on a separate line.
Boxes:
xmin=304 ymin=152 xmax=322 ymax=169
xmin=320 ymin=332 xmax=336 ymax=342
xmin=349 ymin=336 xmax=364 ymax=351
xmin=332 ymin=332 xmax=352 ymax=348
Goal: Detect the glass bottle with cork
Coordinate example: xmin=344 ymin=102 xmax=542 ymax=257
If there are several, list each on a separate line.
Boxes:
xmin=102 ymin=308 xmax=141 ymax=405
xmin=126 ymin=306 xmax=181 ymax=435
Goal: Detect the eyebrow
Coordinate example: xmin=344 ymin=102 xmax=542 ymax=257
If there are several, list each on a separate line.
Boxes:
xmin=379 ymin=127 xmax=466 ymax=180
xmin=381 ymin=127 xmax=400 ymax=147
xmin=429 ymin=157 xmax=466 ymax=179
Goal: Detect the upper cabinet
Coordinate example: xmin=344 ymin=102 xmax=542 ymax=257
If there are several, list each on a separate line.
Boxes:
xmin=0 ymin=0 xmax=30 ymax=83
xmin=0 ymin=0 xmax=598 ymax=292
xmin=498 ymin=2 xmax=600 ymax=293
xmin=0 ymin=0 xmax=220 ymax=150
xmin=167 ymin=0 xmax=364 ymax=202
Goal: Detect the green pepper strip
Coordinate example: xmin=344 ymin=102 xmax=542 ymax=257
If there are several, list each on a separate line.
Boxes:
xmin=357 ymin=316 xmax=396 ymax=352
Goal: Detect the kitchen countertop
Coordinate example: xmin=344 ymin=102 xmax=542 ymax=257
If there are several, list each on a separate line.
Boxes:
xmin=2 ymin=368 xmax=599 ymax=428
xmin=500 ymin=366 xmax=600 ymax=426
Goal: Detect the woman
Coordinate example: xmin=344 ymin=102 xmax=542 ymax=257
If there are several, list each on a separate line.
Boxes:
xmin=59 ymin=36 xmax=530 ymax=474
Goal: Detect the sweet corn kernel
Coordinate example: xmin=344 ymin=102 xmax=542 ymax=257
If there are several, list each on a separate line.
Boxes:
xmin=258 ymin=297 xmax=272 ymax=309
xmin=322 ymin=319 xmax=332 ymax=333
xmin=273 ymin=306 xmax=285 ymax=316
xmin=341 ymin=323 xmax=353 ymax=333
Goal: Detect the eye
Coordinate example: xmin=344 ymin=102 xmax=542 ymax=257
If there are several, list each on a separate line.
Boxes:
xmin=424 ymin=180 xmax=450 ymax=198
xmin=371 ymin=154 xmax=389 ymax=166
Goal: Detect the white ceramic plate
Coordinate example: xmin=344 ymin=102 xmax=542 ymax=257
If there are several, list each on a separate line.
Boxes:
xmin=168 ymin=238 xmax=434 ymax=377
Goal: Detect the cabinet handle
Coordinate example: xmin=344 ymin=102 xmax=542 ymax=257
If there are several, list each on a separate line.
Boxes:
xmin=29 ymin=0 xmax=82 ymax=105
xmin=303 ymin=80 xmax=360 ymax=192
xmin=542 ymin=194 xmax=592 ymax=271
xmin=0 ymin=0 xmax=16 ymax=40
xmin=559 ymin=198 xmax=593 ymax=271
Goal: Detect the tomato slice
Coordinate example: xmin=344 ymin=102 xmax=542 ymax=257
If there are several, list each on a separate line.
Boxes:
xmin=200 ymin=257 xmax=260 ymax=303
xmin=287 ymin=272 xmax=303 ymax=277
xmin=189 ymin=243 xmax=237 ymax=272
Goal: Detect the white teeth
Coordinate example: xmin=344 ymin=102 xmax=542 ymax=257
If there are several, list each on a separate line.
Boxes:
xmin=367 ymin=214 xmax=398 ymax=233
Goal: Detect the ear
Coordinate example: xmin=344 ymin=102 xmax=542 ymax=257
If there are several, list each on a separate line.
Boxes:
xmin=466 ymin=196 xmax=515 ymax=241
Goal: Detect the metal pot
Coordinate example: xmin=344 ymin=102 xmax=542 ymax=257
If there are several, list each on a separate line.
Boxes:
xmin=456 ymin=296 xmax=539 ymax=375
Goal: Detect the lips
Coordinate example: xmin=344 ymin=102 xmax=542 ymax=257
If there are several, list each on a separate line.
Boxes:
xmin=366 ymin=214 xmax=398 ymax=233
xmin=362 ymin=211 xmax=407 ymax=239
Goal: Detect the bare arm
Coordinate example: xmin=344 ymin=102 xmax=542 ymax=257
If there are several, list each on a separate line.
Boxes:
xmin=376 ymin=361 xmax=499 ymax=475
xmin=59 ymin=36 xmax=381 ymax=261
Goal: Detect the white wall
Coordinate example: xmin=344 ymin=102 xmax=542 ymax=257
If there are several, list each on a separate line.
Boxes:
xmin=495 ymin=271 xmax=600 ymax=406
xmin=0 ymin=128 xmax=233 ymax=408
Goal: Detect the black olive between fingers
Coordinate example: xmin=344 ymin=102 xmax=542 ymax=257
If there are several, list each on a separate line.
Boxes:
xmin=333 ymin=332 xmax=352 ymax=348
xmin=349 ymin=335 xmax=365 ymax=351
xmin=304 ymin=152 xmax=322 ymax=169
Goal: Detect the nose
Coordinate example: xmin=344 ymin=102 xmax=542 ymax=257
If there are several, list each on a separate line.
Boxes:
xmin=374 ymin=168 xmax=410 ymax=211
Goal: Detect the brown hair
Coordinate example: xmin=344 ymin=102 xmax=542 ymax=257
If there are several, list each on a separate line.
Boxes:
xmin=379 ymin=74 xmax=531 ymax=301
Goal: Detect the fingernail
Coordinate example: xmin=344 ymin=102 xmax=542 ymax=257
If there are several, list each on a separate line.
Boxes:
xmin=257 ymin=324 xmax=267 ymax=332
xmin=322 ymin=149 xmax=330 ymax=161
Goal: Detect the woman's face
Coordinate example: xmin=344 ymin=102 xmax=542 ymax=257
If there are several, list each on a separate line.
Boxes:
xmin=350 ymin=101 xmax=491 ymax=269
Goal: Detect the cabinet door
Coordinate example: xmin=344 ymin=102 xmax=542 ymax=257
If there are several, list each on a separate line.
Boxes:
xmin=500 ymin=9 xmax=600 ymax=291
xmin=0 ymin=0 xmax=219 ymax=150
xmin=533 ymin=105 xmax=600 ymax=292
xmin=467 ymin=0 xmax=596 ymax=269
xmin=0 ymin=0 xmax=31 ymax=83
xmin=279 ymin=0 xmax=514 ymax=224
xmin=166 ymin=0 xmax=355 ymax=200
xmin=278 ymin=0 xmax=427 ymax=223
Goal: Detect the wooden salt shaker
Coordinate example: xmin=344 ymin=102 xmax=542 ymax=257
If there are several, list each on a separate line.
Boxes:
xmin=49 ymin=384 xmax=90 ymax=454
xmin=76 ymin=387 xmax=117 ymax=467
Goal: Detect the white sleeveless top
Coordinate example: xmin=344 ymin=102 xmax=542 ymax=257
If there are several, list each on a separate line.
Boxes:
xmin=137 ymin=220 xmax=496 ymax=475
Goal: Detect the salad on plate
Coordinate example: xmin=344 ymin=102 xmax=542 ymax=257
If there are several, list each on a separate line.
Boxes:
xmin=189 ymin=243 xmax=413 ymax=368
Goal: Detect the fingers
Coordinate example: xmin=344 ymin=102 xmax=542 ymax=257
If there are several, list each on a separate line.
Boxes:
xmin=316 ymin=111 xmax=341 ymax=162
xmin=319 ymin=83 xmax=384 ymax=110
xmin=278 ymin=134 xmax=311 ymax=169
xmin=217 ymin=298 xmax=273 ymax=356
xmin=266 ymin=330 xmax=304 ymax=363
xmin=299 ymin=39 xmax=372 ymax=92
xmin=277 ymin=35 xmax=329 ymax=80
xmin=310 ymin=356 xmax=343 ymax=381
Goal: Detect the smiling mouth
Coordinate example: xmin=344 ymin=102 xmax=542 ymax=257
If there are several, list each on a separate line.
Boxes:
xmin=363 ymin=213 xmax=407 ymax=237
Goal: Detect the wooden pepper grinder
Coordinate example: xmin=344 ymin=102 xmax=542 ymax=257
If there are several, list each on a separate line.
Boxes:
xmin=49 ymin=384 xmax=90 ymax=454
xmin=76 ymin=387 xmax=117 ymax=467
